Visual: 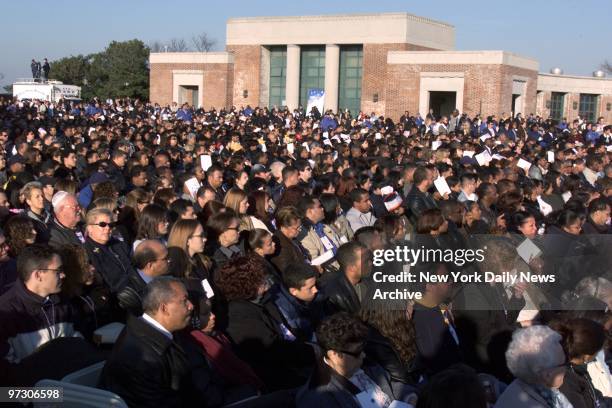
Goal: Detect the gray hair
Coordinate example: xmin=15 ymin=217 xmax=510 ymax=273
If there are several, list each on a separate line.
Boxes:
xmin=506 ymin=325 xmax=563 ymax=384
xmin=269 ymin=161 xmax=286 ymax=178
xmin=575 ymin=277 xmax=612 ymax=303
xmin=51 ymin=191 xmax=71 ymax=211
xmin=142 ymin=276 xmax=184 ymax=314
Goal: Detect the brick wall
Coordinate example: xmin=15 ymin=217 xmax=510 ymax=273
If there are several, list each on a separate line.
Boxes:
xmin=501 ymin=65 xmax=538 ymax=116
xmin=535 ymin=92 xmax=612 ymax=123
xmin=385 ymin=63 xmax=538 ymax=121
xmin=600 ymin=95 xmax=612 ymax=123
xmin=226 ymin=45 xmax=262 ymax=109
xmin=361 ymin=43 xmax=435 ymax=116
xmin=149 ymin=63 xmax=233 ymax=109
xmin=535 ymin=91 xmax=551 ymax=118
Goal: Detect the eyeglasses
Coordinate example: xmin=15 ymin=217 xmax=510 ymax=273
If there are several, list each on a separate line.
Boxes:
xmin=227 ymin=226 xmax=239 ymax=231
xmin=154 ymin=256 xmax=171 ymax=264
xmin=39 ymin=267 xmax=64 ymax=275
xmin=190 ymin=234 xmax=205 ymax=239
xmin=91 ymin=221 xmax=116 ymax=228
xmin=337 ymin=347 xmax=365 ymax=358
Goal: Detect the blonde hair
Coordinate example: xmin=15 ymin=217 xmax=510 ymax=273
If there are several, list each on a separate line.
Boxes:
xmin=223 ymin=187 xmax=253 ymax=231
xmin=223 ymin=188 xmax=248 ymax=215
xmin=126 ymin=188 xmax=151 ymax=212
xmin=167 ymin=218 xmax=210 ymax=277
xmin=90 ymin=197 xmax=117 ymax=212
xmin=434 ymin=148 xmax=450 ymax=162
xmin=86 ymin=208 xmax=112 ymax=225
xmin=168 ymin=219 xmax=201 ymax=253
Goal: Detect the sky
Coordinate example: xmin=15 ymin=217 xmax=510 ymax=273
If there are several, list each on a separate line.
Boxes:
xmin=1 ymin=0 xmax=610 ymax=88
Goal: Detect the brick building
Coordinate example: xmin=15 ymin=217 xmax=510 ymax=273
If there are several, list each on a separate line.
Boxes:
xmin=149 ymin=12 xmax=612 ymax=122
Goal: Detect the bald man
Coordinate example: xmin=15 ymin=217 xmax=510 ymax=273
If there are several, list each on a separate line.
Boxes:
xmin=117 ymin=240 xmax=170 ymax=316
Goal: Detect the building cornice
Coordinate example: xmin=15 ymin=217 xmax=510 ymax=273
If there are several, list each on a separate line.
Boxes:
xmin=150 ymin=52 xmax=234 ymax=64
xmin=388 ymin=50 xmax=539 ymax=71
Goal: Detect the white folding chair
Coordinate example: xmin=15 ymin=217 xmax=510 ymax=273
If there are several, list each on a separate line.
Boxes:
xmin=92 ymin=322 xmax=125 ymax=345
xmin=61 ymin=361 xmax=106 ymax=387
xmin=34 ymin=379 xmax=127 ymax=407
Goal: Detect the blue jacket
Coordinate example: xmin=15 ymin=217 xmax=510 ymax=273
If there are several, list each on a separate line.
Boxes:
xmin=586 ymin=130 xmax=600 ymax=143
xmin=268 ymin=284 xmax=322 ymax=343
xmin=176 ymin=108 xmax=193 ymax=122
xmin=77 ymin=184 xmax=94 ymax=209
xmin=85 ymin=105 xmax=101 ymax=116
xmin=320 ymin=116 xmax=338 ymax=131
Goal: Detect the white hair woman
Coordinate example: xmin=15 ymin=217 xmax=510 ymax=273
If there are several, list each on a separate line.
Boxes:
xmin=494 ymin=325 xmax=573 ymax=408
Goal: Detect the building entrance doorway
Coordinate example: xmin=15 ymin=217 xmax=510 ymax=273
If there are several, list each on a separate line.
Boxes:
xmin=179 ymin=85 xmax=199 ymax=107
xmin=429 ymin=91 xmax=456 ymax=117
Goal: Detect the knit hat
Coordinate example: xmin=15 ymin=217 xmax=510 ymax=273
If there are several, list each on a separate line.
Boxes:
xmin=384 ymin=192 xmax=403 ymax=212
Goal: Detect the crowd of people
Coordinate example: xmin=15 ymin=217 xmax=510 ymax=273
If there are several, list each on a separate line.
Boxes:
xmin=0 ymin=94 xmax=610 ymax=407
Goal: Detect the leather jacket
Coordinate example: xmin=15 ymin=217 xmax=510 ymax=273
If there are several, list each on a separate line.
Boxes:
xmin=404 ymin=185 xmax=437 ymax=225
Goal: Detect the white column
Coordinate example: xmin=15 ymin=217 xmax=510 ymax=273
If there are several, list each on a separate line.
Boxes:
xmin=285 ymin=44 xmax=300 ymax=111
xmin=324 ymin=44 xmax=340 ymax=114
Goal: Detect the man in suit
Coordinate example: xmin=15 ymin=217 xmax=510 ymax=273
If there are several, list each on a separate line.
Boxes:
xmin=117 ymin=240 xmax=170 ymax=316
xmin=101 ymin=277 xmax=202 ymax=408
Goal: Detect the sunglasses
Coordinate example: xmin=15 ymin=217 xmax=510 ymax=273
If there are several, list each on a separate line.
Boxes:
xmin=91 ymin=221 xmax=116 ymax=228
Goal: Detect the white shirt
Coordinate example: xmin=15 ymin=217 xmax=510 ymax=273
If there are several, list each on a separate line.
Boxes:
xmin=141 ymin=313 xmax=173 ymax=340
xmin=346 ymin=207 xmax=376 ymax=233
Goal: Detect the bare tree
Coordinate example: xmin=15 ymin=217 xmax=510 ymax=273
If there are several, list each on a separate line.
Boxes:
xmin=191 ymin=33 xmax=216 ymax=52
xmin=168 ymin=38 xmax=189 ymax=52
xmin=148 ymin=41 xmax=164 ymax=53
xmin=601 ymin=60 xmax=612 ymax=75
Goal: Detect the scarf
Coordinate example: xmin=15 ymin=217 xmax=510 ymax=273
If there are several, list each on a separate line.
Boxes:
xmin=190 ymin=330 xmax=264 ymax=390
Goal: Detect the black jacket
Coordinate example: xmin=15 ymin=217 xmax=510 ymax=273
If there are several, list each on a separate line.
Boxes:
xmin=100 ymin=316 xmax=203 ymax=408
xmin=412 ymin=302 xmax=462 ymax=376
xmin=269 ymin=230 xmax=309 ymax=276
xmin=211 ymin=243 xmax=244 ymax=274
xmin=224 ymin=298 xmax=314 ymax=391
xmin=204 ymin=182 xmax=226 ymax=203
xmin=116 ymin=271 xmax=147 ymax=316
xmin=0 ymin=280 xmax=76 ymax=371
xmin=26 ymin=209 xmax=51 ymax=244
xmin=364 ymin=325 xmax=420 ymax=386
xmin=541 ymin=225 xmax=600 ymax=301
xmin=404 ymin=185 xmax=437 ymax=225
xmin=297 ymin=362 xmax=416 ymax=408
xmin=106 ymin=161 xmax=127 ymax=194
xmin=560 ymin=364 xmax=607 ymax=408
xmin=84 ymin=237 xmax=133 ymax=294
xmin=452 ymin=282 xmax=524 ymax=381
xmin=0 ymin=259 xmax=17 ymax=296
xmin=48 ymin=219 xmax=84 ymax=249
xmin=319 ymin=272 xmax=361 ymax=315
